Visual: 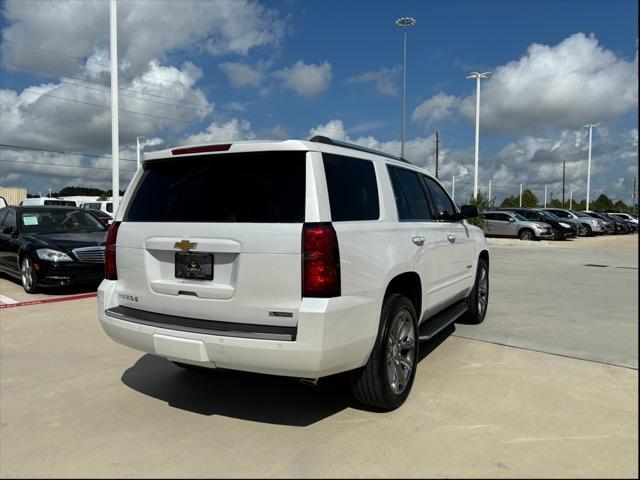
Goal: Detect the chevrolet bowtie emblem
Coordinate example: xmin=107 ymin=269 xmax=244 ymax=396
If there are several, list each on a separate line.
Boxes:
xmin=174 ymin=240 xmax=197 ymax=252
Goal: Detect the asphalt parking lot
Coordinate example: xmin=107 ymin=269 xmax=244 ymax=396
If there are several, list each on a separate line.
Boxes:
xmin=1 ymin=236 xmax=637 ymax=478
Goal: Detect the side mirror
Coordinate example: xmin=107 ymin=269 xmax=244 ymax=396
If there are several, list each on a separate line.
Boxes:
xmin=459 ymin=205 xmax=479 ymax=219
xmin=509 ymin=218 xmax=516 ymax=222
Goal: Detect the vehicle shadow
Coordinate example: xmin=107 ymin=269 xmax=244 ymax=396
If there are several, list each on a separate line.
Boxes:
xmin=120 ymin=325 xmax=455 ymax=426
xmin=0 ymin=272 xmax=99 ymax=296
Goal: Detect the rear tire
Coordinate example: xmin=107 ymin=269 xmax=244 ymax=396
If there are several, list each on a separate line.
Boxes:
xmin=460 ymin=258 xmax=489 ymax=325
xmin=350 ymin=294 xmax=418 ymax=411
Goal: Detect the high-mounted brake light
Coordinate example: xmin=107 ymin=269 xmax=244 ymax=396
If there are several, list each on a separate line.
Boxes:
xmin=171 ymin=144 xmax=232 ymax=155
xmin=105 ymin=221 xmax=121 ymax=280
xmin=302 ymin=223 xmax=341 ymax=297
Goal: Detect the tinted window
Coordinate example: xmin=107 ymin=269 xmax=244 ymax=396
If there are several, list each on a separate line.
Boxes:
xmin=550 ymin=209 xmax=570 ymax=218
xmin=0 ymin=208 xmax=8 ymax=225
xmin=388 ymin=166 xmax=431 ymax=221
xmin=126 ymin=152 xmax=306 ymax=223
xmin=44 ymin=200 xmax=75 ymax=206
xmin=495 ymin=213 xmax=512 ymax=221
xmin=106 ymin=202 xmax=113 ymax=213
xmin=323 ymin=154 xmax=379 ymax=221
xmin=4 ymin=210 xmax=17 ymax=230
xmin=422 ymin=176 xmax=456 ymax=221
xmin=483 ymin=213 xmax=497 ymax=220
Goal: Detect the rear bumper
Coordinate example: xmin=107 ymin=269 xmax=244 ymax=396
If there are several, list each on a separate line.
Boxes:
xmin=97 ymin=280 xmax=379 ymax=379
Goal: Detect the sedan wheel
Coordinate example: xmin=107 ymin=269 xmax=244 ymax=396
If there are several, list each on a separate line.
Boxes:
xmin=21 ymin=256 xmax=38 ymax=293
xmin=519 ymin=229 xmax=534 ymax=241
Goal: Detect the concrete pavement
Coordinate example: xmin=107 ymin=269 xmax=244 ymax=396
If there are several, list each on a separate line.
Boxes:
xmin=1 ymin=237 xmax=637 ymax=478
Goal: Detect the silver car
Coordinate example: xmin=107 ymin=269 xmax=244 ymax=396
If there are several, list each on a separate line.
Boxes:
xmin=482 ymin=210 xmax=553 ymax=240
xmin=541 ymin=208 xmax=603 ymax=236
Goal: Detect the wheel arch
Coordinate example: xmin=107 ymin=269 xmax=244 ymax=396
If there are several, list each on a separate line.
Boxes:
xmin=383 ymin=272 xmax=422 ymax=321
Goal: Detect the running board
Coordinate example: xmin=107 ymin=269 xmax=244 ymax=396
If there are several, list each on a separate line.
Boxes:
xmin=418 ymin=301 xmax=467 ymax=341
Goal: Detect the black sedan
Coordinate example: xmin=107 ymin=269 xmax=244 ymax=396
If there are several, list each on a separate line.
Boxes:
xmin=0 ymin=206 xmax=107 ymax=293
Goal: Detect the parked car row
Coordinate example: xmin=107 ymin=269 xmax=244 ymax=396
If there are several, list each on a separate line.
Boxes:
xmin=481 ymin=207 xmax=637 ymax=240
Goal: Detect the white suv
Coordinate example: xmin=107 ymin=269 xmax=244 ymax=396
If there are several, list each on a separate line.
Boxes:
xmin=98 ymin=136 xmax=489 ymax=410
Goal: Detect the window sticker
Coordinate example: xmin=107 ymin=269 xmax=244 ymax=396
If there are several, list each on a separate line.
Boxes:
xmin=23 ymin=216 xmax=39 ymax=226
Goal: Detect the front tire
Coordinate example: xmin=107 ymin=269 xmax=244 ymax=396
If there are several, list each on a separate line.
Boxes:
xmin=20 ymin=256 xmax=38 ymax=293
xmin=350 ymin=294 xmax=418 ymax=411
xmin=460 ymin=258 xmax=489 ymax=325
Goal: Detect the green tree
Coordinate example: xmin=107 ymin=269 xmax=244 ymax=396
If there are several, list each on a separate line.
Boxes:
xmin=548 ymin=198 xmax=562 ymax=208
xmin=572 ymin=199 xmax=586 ymax=211
xmin=592 ymin=193 xmax=614 ymax=211
xmin=55 ymin=186 xmax=105 ymax=197
xmin=465 ymin=191 xmax=492 ymax=229
xmin=613 ymin=200 xmax=629 ymax=212
xmin=500 ymin=195 xmax=519 ymax=207
xmin=520 ymin=189 xmax=539 ymax=208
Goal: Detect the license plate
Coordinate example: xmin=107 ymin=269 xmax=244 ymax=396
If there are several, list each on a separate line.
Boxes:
xmin=175 ymin=252 xmax=213 ymax=280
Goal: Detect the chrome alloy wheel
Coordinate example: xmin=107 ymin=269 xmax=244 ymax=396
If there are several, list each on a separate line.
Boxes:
xmin=21 ymin=257 xmax=34 ymax=291
xmin=386 ymin=309 xmax=416 ymax=395
xmin=477 ymin=265 xmax=489 ymax=316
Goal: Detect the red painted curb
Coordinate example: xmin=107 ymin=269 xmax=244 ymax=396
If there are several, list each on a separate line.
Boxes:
xmin=0 ymin=293 xmax=97 ymax=309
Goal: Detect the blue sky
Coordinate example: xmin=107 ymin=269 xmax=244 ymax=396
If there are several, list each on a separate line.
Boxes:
xmin=0 ymin=0 xmax=638 ymax=203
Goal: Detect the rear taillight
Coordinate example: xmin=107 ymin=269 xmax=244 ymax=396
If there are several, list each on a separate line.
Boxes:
xmin=302 ymin=223 xmax=341 ymax=297
xmin=105 ymin=221 xmax=121 ymax=280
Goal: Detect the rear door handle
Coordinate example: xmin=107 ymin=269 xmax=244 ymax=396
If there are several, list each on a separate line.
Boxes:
xmin=447 ymin=234 xmax=457 ymax=243
xmin=412 ymin=236 xmax=425 ymax=246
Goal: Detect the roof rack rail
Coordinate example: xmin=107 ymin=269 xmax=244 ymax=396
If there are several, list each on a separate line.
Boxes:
xmin=308 ymin=135 xmax=411 ymax=164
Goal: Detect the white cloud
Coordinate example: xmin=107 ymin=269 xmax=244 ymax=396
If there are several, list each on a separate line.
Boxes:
xmin=181 ymin=118 xmax=255 ymax=145
xmin=346 ymin=66 xmax=400 ymax=96
xmin=274 ymin=60 xmax=332 ymax=98
xmin=413 ymin=33 xmax=638 ymax=133
xmin=309 ymin=119 xmax=437 ymax=166
xmin=412 ymin=93 xmax=460 ymax=128
xmin=0 ymin=62 xmax=213 ymax=152
xmin=1 ymin=0 xmax=287 ymax=78
xmin=219 ymin=62 xmax=264 ymax=88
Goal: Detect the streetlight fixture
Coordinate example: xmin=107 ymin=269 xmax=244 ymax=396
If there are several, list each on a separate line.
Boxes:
xmin=467 ymin=71 xmax=490 ymax=199
xmin=581 ymin=123 xmax=599 ymax=210
xmin=136 ymin=136 xmax=146 ymax=170
xmin=395 ymin=16 xmax=416 ymax=159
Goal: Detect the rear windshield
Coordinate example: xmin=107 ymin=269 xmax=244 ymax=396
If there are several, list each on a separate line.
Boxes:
xmin=126 ymin=152 xmax=306 ymax=223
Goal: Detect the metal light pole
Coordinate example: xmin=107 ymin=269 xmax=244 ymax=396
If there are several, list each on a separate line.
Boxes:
xmin=396 ymin=17 xmax=416 ymax=159
xmin=570 ymin=188 xmax=573 ymax=210
xmin=110 ymin=0 xmax=120 ymax=212
xmin=519 ymin=183 xmax=523 ymax=207
xmin=136 ymin=136 xmax=146 ymax=170
xmin=544 ymin=185 xmax=547 ymax=208
xmin=581 ymin=123 xmax=599 ymax=211
xmin=467 ymin=72 xmax=490 ymax=199
xmin=488 ymin=179 xmax=492 ymax=202
xmin=562 ymin=160 xmax=566 ymax=208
